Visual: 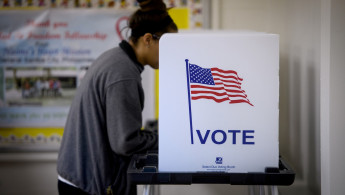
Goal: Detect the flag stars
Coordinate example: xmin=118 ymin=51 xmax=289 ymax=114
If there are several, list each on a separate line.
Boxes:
xmin=189 ymin=64 xmax=215 ymax=85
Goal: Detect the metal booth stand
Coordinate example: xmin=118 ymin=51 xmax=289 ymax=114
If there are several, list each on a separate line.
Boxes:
xmin=127 ymin=151 xmax=295 ymax=195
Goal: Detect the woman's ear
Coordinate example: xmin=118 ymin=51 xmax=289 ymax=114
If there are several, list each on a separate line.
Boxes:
xmin=142 ymin=33 xmax=153 ymax=48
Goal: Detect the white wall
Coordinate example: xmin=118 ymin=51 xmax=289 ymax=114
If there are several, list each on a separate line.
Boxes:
xmin=321 ymin=0 xmax=345 ymax=195
xmin=0 ymin=153 xmax=59 ymax=195
xmin=217 ymin=0 xmax=321 ymax=194
xmin=215 ymin=0 xmax=345 ymax=195
xmin=328 ymin=0 xmax=345 ymax=192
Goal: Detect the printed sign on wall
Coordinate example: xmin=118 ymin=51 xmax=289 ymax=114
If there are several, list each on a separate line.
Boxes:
xmin=159 ymin=33 xmax=279 ymax=172
xmin=0 ymin=9 xmax=129 ymax=128
xmin=0 ymin=9 xmax=131 ymax=146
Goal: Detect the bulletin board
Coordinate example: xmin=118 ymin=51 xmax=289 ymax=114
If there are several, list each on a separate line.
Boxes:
xmin=0 ymin=0 xmax=202 ymax=150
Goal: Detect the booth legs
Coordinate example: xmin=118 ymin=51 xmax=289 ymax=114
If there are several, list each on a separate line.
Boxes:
xmin=248 ymin=185 xmax=278 ymax=195
xmin=143 ymin=185 xmax=160 ymax=195
xmin=143 ymin=185 xmax=151 ymax=195
xmin=142 ymin=185 xmax=279 ymax=195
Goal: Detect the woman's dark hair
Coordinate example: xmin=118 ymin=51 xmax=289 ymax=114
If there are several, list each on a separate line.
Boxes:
xmin=129 ymin=0 xmax=178 ymax=44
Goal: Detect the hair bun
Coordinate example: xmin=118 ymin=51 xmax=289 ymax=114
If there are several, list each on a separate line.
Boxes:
xmin=137 ymin=0 xmax=167 ymax=12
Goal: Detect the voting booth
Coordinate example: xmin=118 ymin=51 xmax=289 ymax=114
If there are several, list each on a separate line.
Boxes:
xmin=159 ymin=32 xmax=279 ymax=173
xmin=128 ymin=32 xmax=294 ymax=195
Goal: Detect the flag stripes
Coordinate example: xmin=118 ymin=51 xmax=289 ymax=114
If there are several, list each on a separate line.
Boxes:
xmin=188 ymin=63 xmax=253 ymax=106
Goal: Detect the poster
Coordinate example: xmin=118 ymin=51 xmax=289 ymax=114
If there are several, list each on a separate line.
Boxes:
xmin=0 ymin=9 xmax=131 ymax=146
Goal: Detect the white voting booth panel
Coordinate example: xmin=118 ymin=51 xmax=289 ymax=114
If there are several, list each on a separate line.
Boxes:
xmin=159 ymin=33 xmax=279 ymax=173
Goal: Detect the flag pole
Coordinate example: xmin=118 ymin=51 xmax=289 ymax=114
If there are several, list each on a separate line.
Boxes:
xmin=185 ymin=59 xmax=194 ymax=144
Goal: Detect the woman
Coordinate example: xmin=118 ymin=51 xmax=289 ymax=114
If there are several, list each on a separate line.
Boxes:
xmin=57 ymin=0 xmax=178 ymax=194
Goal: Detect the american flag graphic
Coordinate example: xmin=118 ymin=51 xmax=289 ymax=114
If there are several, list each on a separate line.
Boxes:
xmin=188 ymin=63 xmax=254 ymax=106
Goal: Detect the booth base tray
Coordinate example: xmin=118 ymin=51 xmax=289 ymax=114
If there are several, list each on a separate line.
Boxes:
xmin=128 ymin=151 xmax=295 ymax=186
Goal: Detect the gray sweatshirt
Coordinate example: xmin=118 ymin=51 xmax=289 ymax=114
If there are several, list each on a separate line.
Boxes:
xmin=57 ymin=41 xmax=158 ymax=195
